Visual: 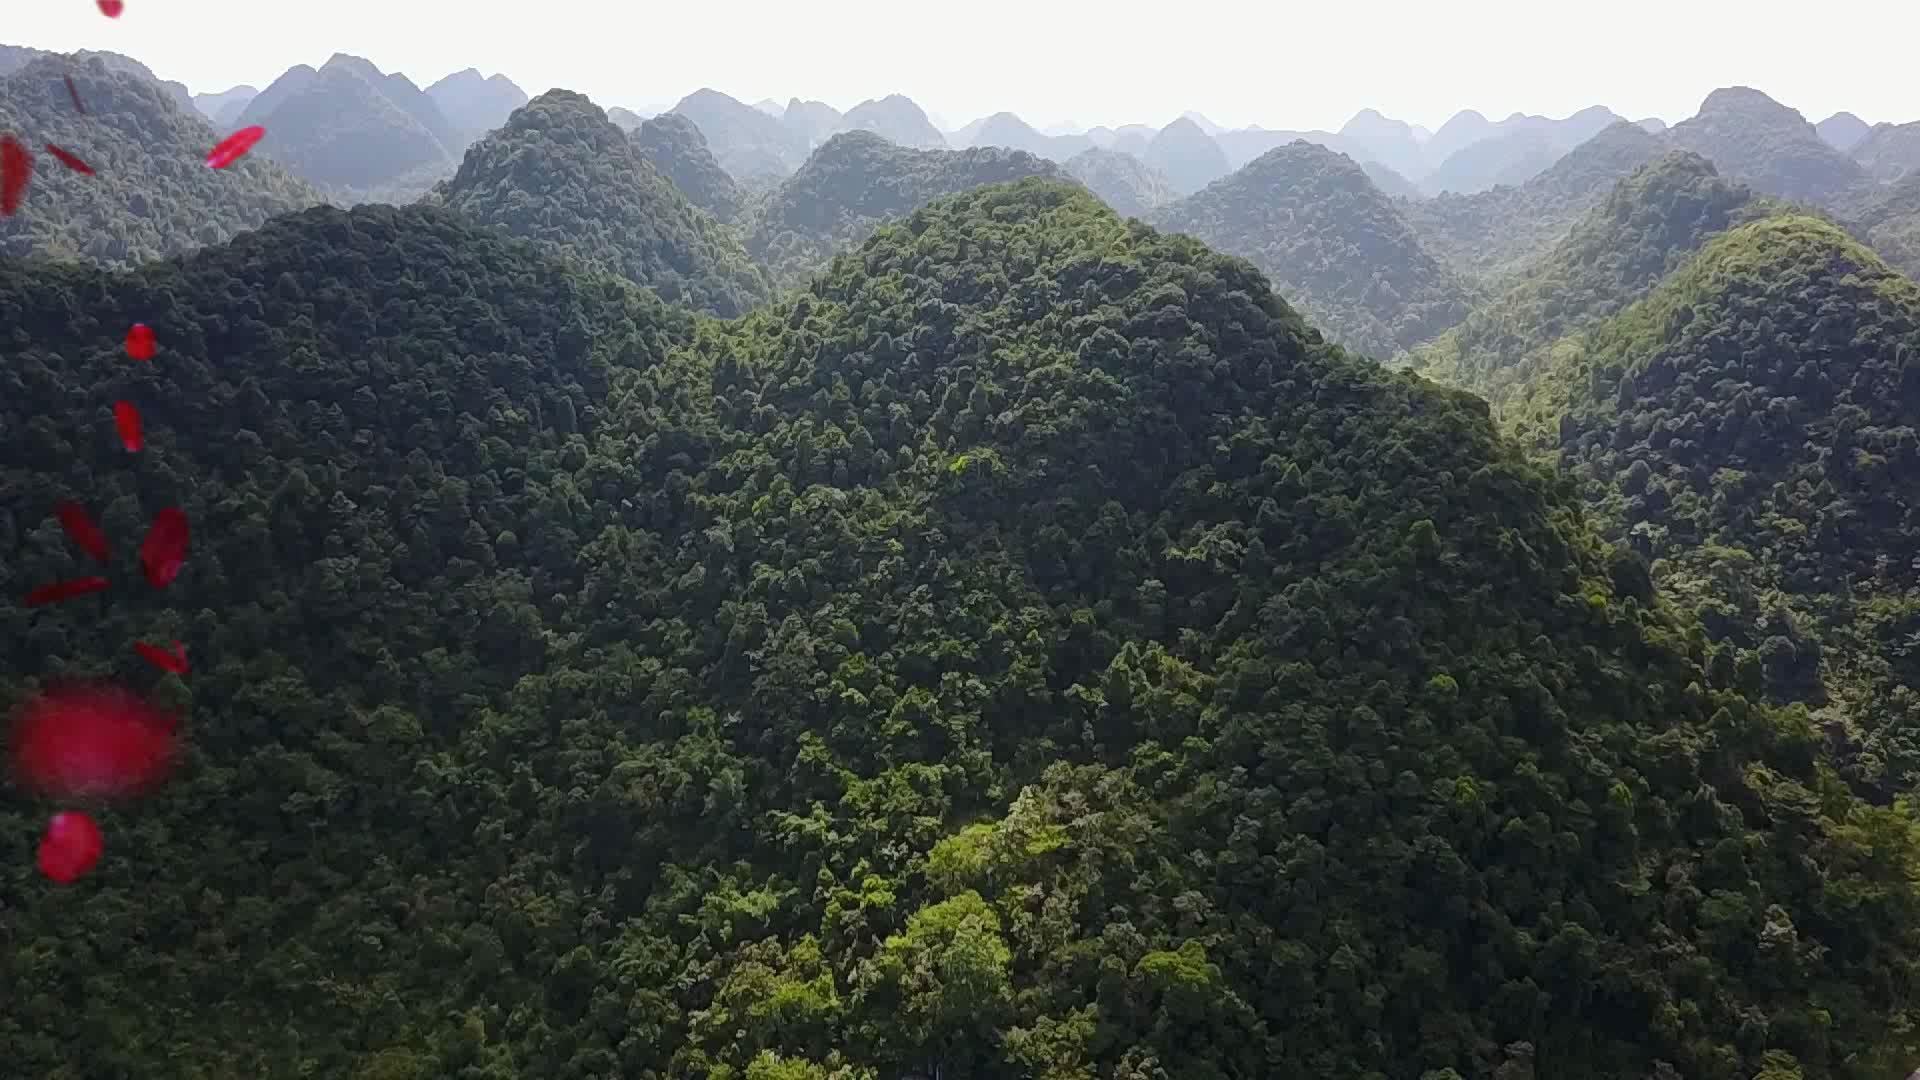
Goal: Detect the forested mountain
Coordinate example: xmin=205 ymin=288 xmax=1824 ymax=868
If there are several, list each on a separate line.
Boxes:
xmin=744 ymin=130 xmax=1067 ymax=288
xmin=1850 ymin=121 xmax=1920 ymax=184
xmin=1421 ymin=130 xmax=1560 ymax=195
xmin=1402 ymin=120 xmax=1666 ymax=282
xmin=1852 ymin=168 xmax=1920 ymax=278
xmin=235 ymin=54 xmax=458 ymax=199
xmin=433 ymin=89 xmax=770 ymax=316
xmin=1511 ymin=215 xmax=1920 ymax=795
xmin=0 ymin=55 xmax=321 ymax=267
xmin=8 ymin=181 xmax=1920 ymax=1080
xmin=1151 ymin=141 xmax=1476 ymax=357
xmin=1817 ymin=111 xmax=1872 ymax=153
xmin=0 ymin=44 xmax=194 ymax=110
xmin=424 ymin=68 xmax=530 ymax=146
xmin=841 ymin=94 xmax=947 ymax=150
xmin=1141 ymin=116 xmax=1231 ymax=195
xmin=673 ymin=88 xmax=814 ymax=181
xmin=1063 ymin=147 xmax=1177 ymax=218
xmin=1412 ymin=152 xmax=1767 ymax=404
xmin=635 ymin=111 xmax=747 ymax=223
xmin=1666 ymin=86 xmax=1869 ymax=208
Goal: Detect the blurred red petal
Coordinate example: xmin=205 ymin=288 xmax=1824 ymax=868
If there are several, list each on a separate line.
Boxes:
xmin=39 ymin=811 xmax=104 ymax=884
xmin=205 ymin=126 xmax=264 ymax=169
xmin=97 ymin=0 xmax=124 ymax=16
xmin=26 ymin=576 xmax=110 ymax=606
xmin=10 ymin=683 xmax=179 ymax=802
xmin=55 ymin=501 xmax=111 ymax=563
xmin=1 ymin=135 xmax=30 ymax=217
xmin=43 ymin=143 xmax=93 ymax=175
xmin=125 ymin=323 xmax=156 ymax=361
xmin=65 ymin=75 xmax=87 ymax=115
xmin=134 ymin=641 xmax=190 ymax=675
xmin=114 ymin=400 xmax=143 ymax=451
xmin=139 ymin=508 xmax=189 ymax=589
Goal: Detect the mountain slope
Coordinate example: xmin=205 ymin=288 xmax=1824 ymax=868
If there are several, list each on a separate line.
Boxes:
xmin=1666 ymin=86 xmax=1869 ymax=207
xmin=1412 ymin=152 xmax=1766 ymax=404
xmin=1817 ymin=111 xmax=1872 ymax=153
xmin=781 ymin=97 xmax=845 ymax=148
xmin=1850 ymin=121 xmax=1920 ymax=183
xmin=744 ymin=129 xmax=1068 ymax=288
xmin=424 ymin=67 xmax=530 ymax=146
xmin=673 ymin=88 xmax=812 ymax=181
xmin=1852 ymin=168 xmax=1920 ymax=278
xmin=1142 ymin=116 xmax=1231 ymax=195
xmin=435 ymin=89 xmax=770 ymax=316
xmin=0 ymin=55 xmax=321 ymax=267
xmin=635 ymin=111 xmax=746 ymax=223
xmin=1402 ymin=120 xmax=1667 ymax=281
xmin=1064 ymin=146 xmax=1178 ymax=217
xmin=236 ymin=54 xmax=457 ymax=197
xmin=3 ymin=178 xmax=1920 ymax=1080
xmin=1421 ymin=130 xmax=1559 ymax=195
xmin=192 ymin=84 xmax=257 ymax=122
xmin=1150 ymin=141 xmax=1476 ymax=356
xmin=842 ymin=94 xmax=947 ymax=150
xmin=1513 ymin=215 xmax=1920 ymax=792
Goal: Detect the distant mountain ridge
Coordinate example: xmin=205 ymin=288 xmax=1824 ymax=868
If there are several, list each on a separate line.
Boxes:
xmin=236 ymin=53 xmax=462 ymax=200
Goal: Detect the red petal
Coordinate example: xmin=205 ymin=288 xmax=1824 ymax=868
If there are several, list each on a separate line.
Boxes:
xmin=134 ymin=641 xmax=190 ymax=675
xmin=1 ymin=135 xmax=30 ymax=217
xmin=139 ymin=508 xmax=189 ymax=589
xmin=114 ymin=400 xmax=143 ymax=452
xmin=97 ymin=0 xmax=124 ymax=16
xmin=55 ymin=501 xmax=112 ymax=563
xmin=39 ymin=811 xmax=105 ymax=884
xmin=44 ymin=143 xmax=94 ymax=175
xmin=125 ymin=323 xmax=156 ymax=361
xmin=10 ymin=683 xmax=178 ymax=802
xmin=206 ymin=126 xmax=264 ymax=169
xmin=65 ymin=74 xmax=88 ymax=115
xmin=26 ymin=576 xmax=110 ymax=606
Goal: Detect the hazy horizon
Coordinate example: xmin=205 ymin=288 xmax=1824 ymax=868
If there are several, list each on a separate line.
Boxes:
xmin=9 ymin=0 xmax=1919 ymax=134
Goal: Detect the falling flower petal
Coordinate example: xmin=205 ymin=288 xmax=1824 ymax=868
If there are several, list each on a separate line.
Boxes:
xmin=125 ymin=323 xmax=156 ymax=361
xmin=205 ymin=126 xmax=264 ymax=169
xmin=114 ymin=400 xmax=143 ymax=451
xmin=1 ymin=135 xmax=30 ymax=217
xmin=55 ymin=501 xmax=111 ymax=563
xmin=39 ymin=811 xmax=105 ymax=884
xmin=26 ymin=576 xmax=110 ymax=606
xmin=134 ymin=641 xmax=190 ymax=676
xmin=65 ymin=74 xmax=87 ymax=115
xmin=97 ymin=0 xmax=124 ymax=16
xmin=139 ymin=508 xmax=189 ymax=589
xmin=44 ymin=143 xmax=94 ymax=175
xmin=10 ymin=683 xmax=178 ymax=801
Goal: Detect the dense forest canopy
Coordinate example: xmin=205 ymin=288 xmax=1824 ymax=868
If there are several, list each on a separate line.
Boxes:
xmin=6 ymin=180 xmax=1920 ymax=1079
xmin=431 ymin=88 xmax=771 ymax=317
xmin=9 ymin=28 xmax=1920 ymax=1080
xmin=0 ymin=55 xmax=321 ymax=266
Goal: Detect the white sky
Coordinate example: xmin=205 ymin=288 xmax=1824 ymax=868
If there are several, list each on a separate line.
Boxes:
xmin=10 ymin=0 xmax=1918 ymax=133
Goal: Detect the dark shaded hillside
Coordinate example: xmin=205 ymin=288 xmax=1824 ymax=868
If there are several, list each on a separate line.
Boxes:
xmin=1666 ymin=87 xmax=1869 ymax=208
xmin=434 ymin=89 xmax=770 ymax=317
xmin=1063 ymin=146 xmax=1177 ymax=218
xmin=0 ymin=55 xmax=321 ymax=267
xmin=1513 ymin=216 xmax=1920 ymax=792
xmin=1151 ymin=141 xmax=1476 ymax=357
xmin=635 ymin=111 xmax=746 ymax=223
xmin=2 ymin=180 xmax=1919 ymax=1080
xmin=744 ymin=130 xmax=1068 ymax=288
xmin=0 ymin=203 xmax=696 ymax=1077
xmin=1413 ymin=152 xmax=1767 ymax=404
xmin=1402 ymin=120 xmax=1666 ymax=283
